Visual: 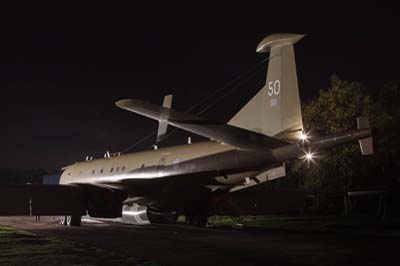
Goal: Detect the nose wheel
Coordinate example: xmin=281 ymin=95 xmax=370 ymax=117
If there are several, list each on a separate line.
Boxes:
xmin=60 ymin=215 xmax=67 ymax=226
xmin=59 ymin=215 xmax=81 ymax=226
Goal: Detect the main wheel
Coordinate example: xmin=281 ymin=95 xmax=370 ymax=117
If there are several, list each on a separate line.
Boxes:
xmin=193 ymin=214 xmax=208 ymax=227
xmin=147 ymin=208 xmax=178 ymax=224
xmin=185 ymin=215 xmax=193 ymax=225
xmin=185 ymin=213 xmax=208 ymax=227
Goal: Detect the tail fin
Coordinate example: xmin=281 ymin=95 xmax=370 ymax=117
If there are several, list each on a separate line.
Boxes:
xmin=228 ymin=33 xmax=305 ymax=142
xmin=357 ymin=117 xmax=373 ymax=155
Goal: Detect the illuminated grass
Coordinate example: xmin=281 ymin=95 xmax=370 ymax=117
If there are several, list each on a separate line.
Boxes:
xmin=207 ymin=214 xmax=396 ymax=232
xmin=0 ymin=226 xmax=159 ymax=266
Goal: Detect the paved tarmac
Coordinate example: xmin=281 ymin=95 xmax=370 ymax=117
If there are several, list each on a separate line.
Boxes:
xmin=0 ymin=216 xmax=397 ymax=266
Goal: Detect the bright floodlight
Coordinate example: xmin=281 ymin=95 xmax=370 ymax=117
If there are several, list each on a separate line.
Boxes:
xmin=305 ymin=152 xmax=314 ymax=160
xmin=300 ymin=131 xmax=308 ymax=141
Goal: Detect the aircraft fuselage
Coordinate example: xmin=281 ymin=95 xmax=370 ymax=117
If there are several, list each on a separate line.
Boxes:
xmin=60 ymin=141 xmax=277 ymax=187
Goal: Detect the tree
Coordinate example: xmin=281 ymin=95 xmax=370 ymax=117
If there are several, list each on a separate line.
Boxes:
xmin=369 ymin=82 xmax=400 ymax=186
xmin=295 ymin=75 xmax=400 ymax=209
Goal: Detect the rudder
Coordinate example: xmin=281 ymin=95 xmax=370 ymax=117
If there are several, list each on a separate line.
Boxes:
xmin=228 ymin=33 xmax=305 ymax=143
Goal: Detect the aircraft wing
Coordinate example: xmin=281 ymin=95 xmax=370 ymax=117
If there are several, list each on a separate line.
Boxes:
xmin=116 ymin=99 xmax=289 ymax=151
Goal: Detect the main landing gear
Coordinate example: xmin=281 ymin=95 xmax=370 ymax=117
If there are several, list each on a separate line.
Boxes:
xmin=185 ymin=213 xmax=208 ymax=227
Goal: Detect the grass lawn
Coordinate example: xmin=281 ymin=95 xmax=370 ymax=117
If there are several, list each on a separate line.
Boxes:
xmin=207 ymin=214 xmax=400 ymax=233
xmin=0 ymin=226 xmax=159 ymax=266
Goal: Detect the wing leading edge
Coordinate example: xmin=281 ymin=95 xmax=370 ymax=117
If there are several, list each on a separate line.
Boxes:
xmin=116 ymin=99 xmax=289 ymax=151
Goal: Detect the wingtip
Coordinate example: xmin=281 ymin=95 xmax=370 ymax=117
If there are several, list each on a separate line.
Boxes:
xmin=115 ymin=99 xmax=128 ymax=108
xmin=115 ymin=99 xmax=140 ymax=109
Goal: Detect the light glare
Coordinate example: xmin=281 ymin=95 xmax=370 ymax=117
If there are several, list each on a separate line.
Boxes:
xmin=300 ymin=132 xmax=308 ymax=141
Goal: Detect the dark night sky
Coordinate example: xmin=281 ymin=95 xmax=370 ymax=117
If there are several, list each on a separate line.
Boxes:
xmin=1 ymin=7 xmax=399 ymax=171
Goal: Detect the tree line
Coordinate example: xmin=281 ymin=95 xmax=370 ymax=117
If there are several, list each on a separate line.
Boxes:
xmin=283 ymin=75 xmax=400 ymax=209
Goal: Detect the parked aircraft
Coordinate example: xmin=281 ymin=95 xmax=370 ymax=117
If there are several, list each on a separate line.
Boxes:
xmin=0 ymin=33 xmax=373 ymax=226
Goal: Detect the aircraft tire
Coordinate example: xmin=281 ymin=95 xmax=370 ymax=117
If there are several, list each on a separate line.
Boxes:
xmin=147 ymin=207 xmax=178 ymax=224
xmin=185 ymin=215 xmax=193 ymax=225
xmin=186 ymin=213 xmax=207 ymax=227
xmin=60 ymin=215 xmax=67 ymax=226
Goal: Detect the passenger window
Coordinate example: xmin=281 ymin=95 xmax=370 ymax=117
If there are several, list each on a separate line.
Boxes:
xmin=116 ymin=166 xmax=119 ymax=172
xmin=110 ymin=167 xmax=114 ymax=173
xmin=100 ymin=169 xmax=103 ymax=174
xmin=122 ymin=166 xmax=125 ymax=172
xmin=92 ymin=169 xmax=95 ymax=175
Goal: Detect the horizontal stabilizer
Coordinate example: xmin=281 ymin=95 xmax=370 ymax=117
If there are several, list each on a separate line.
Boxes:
xmin=116 ymin=99 xmax=289 ymax=151
xmin=357 ymin=117 xmax=370 ymax=129
xmin=359 ymin=137 xmax=373 ymax=155
xmin=310 ymin=117 xmax=373 ymax=155
xmin=357 ymin=117 xmax=373 ymax=155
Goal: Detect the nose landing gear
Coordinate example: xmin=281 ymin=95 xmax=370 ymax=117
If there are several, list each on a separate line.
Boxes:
xmin=59 ymin=214 xmax=81 ymax=226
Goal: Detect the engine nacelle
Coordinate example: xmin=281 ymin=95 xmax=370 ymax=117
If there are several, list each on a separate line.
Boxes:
xmin=121 ymin=203 xmax=150 ymax=225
